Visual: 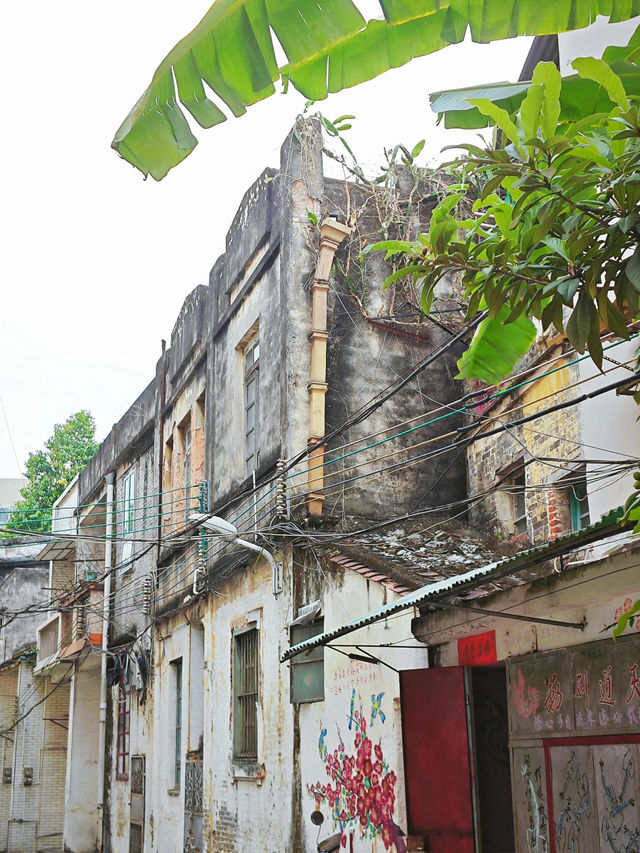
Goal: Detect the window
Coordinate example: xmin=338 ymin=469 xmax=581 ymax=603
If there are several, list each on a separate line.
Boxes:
xmin=244 ymin=336 xmax=259 ymax=476
xmin=173 ymin=659 xmax=183 ymax=787
xmin=496 ymin=461 xmax=528 ymax=539
xmin=116 ymin=675 xmax=130 ymax=780
xmin=568 ymin=475 xmax=590 ymax=532
xmin=290 ymin=620 xmax=324 ymax=703
xmin=511 ymin=467 xmax=527 ymax=536
xmin=181 ymin=420 xmax=192 ymax=520
xmin=233 ymin=628 xmax=259 ymax=761
xmin=122 ymin=468 xmax=136 ymax=536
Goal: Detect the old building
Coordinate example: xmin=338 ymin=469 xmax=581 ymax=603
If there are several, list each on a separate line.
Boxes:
xmin=34 ymin=117 xmax=482 ymax=853
xmin=31 ymin=107 xmax=640 ymax=853
xmin=0 ymin=533 xmax=65 ymax=853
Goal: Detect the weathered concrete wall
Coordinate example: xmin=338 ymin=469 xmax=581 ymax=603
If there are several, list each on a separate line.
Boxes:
xmin=0 ymin=543 xmax=49 ymax=662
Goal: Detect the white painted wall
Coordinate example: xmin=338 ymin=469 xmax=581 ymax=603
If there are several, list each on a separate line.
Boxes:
xmin=298 ymin=570 xmax=429 ymax=852
xmin=577 ymin=341 xmax=640 ymax=556
xmin=64 ymin=655 xmax=101 ymax=853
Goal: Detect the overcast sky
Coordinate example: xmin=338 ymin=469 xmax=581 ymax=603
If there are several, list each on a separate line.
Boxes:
xmin=0 ymin=0 xmax=534 ymax=478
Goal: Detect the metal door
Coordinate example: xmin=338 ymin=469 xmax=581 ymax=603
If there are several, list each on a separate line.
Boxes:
xmin=129 ymin=755 xmax=145 ymax=853
xmin=400 ymin=667 xmax=475 ymax=853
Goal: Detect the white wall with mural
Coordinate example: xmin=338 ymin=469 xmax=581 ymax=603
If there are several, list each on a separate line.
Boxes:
xmin=298 ymin=569 xmax=428 ymax=852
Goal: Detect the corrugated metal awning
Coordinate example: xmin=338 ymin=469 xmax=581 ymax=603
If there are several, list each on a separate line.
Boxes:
xmin=280 ymin=508 xmax=633 ymax=662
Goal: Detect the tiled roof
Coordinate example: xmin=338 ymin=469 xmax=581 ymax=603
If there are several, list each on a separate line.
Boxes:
xmin=281 ymin=508 xmax=634 ymax=661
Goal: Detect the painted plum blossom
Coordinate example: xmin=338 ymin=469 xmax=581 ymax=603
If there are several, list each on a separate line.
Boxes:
xmin=308 ymin=695 xmax=404 ymax=851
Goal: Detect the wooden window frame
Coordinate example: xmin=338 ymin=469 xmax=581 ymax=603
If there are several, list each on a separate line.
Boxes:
xmin=243 ymin=336 xmax=260 ymax=478
xmin=173 ymin=659 xmax=183 ymax=788
xmin=116 ymin=674 xmax=130 ymax=781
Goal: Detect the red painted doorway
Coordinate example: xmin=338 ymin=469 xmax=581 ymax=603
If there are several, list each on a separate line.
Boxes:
xmin=400 ymin=666 xmax=515 ymax=853
xmin=400 ymin=667 xmax=474 ymax=853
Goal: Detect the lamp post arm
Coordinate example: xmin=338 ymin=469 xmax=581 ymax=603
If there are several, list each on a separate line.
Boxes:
xmin=234 ymin=537 xmax=282 ymax=598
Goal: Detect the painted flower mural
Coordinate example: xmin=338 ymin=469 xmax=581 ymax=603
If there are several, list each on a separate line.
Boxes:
xmin=308 ymin=693 xmax=405 ymax=851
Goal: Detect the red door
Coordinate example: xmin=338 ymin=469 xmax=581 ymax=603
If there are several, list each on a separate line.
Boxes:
xmin=400 ymin=667 xmax=475 ymax=853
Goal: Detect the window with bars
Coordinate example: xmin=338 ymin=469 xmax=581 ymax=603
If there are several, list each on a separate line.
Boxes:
xmin=173 ymin=659 xmax=183 ymax=788
xmin=233 ymin=627 xmax=259 ymax=761
xmin=116 ymin=677 xmax=130 ymax=780
xmin=244 ymin=336 xmax=259 ymax=477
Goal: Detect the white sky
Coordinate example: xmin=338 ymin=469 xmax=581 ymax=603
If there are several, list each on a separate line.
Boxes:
xmin=0 ymin=0 xmax=534 ymax=478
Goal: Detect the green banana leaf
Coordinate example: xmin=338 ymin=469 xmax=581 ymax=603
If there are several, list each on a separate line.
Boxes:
xmin=431 ymin=21 xmax=640 ymax=127
xmin=456 ymin=310 xmax=537 ymax=384
xmin=113 ymin=1 xmax=640 ymax=180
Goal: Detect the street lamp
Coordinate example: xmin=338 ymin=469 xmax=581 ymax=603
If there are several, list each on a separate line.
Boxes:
xmin=189 ymin=514 xmax=282 ymax=597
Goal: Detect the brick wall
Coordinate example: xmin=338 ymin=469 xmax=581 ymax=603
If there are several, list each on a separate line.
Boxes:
xmin=467 ymin=349 xmax=583 ymax=547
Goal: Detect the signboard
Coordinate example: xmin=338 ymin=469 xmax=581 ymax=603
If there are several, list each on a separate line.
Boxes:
xmin=508 ymin=634 xmax=640 ymax=738
xmin=458 ymin=630 xmax=497 ymax=666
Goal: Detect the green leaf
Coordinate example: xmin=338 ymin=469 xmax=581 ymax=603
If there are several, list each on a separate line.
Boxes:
xmin=520 ymin=83 xmax=544 ymax=140
xmin=532 ymin=61 xmax=561 ymax=138
xmin=613 ymin=599 xmax=640 ymax=639
xmin=565 ymin=293 xmax=594 ymax=353
xmin=468 ymin=99 xmax=521 ymax=148
xmin=625 ymin=246 xmax=640 ymax=291
xmin=455 ymin=309 xmax=537 ymax=384
xmin=382 ymin=263 xmax=427 ymax=289
xmin=411 ymin=140 xmax=426 ymax=158
xmin=364 ymin=239 xmax=420 ymax=258
xmin=572 ymin=56 xmax=629 ymax=111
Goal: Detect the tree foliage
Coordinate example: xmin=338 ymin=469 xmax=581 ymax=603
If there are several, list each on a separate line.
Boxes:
xmin=368 ymin=32 xmax=640 ymax=383
xmin=6 ymin=411 xmax=98 ymax=534
xmin=112 ymin=1 xmax=640 ymax=179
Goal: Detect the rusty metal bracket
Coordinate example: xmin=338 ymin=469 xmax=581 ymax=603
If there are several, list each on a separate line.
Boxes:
xmin=437 ymin=601 xmax=585 ymax=630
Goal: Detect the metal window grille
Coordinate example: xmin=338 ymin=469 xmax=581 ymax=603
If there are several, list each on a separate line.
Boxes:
xmin=174 ymin=660 xmax=183 ymax=787
xmin=234 ymin=628 xmax=259 ymax=760
xmin=244 ymin=337 xmax=259 ymax=476
xmin=116 ymin=679 xmax=130 ymax=780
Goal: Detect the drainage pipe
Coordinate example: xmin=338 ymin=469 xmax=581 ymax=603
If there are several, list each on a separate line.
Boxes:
xmin=307 ymin=217 xmax=351 ymax=516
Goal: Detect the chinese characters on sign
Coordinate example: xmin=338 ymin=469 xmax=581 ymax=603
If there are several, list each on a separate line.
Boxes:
xmin=457 ymin=630 xmax=497 ymax=666
xmin=509 ymin=636 xmax=640 ymax=736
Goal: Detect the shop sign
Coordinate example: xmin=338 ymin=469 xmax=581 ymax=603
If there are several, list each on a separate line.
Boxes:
xmin=508 ymin=634 xmax=640 ymax=737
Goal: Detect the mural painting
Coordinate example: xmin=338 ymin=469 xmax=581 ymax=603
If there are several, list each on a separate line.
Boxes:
xmin=521 ymin=753 xmax=549 ymax=853
xmin=308 ymin=690 xmax=405 ymax=851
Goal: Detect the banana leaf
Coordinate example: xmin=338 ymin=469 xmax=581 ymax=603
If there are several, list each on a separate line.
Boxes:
xmin=113 ymin=1 xmax=640 ymax=179
xmin=431 ymin=20 xmax=640 ymax=128
xmin=456 ymin=311 xmax=537 ymax=384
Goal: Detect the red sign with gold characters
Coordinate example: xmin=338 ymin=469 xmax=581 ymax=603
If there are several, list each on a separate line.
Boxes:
xmin=458 ymin=630 xmax=497 ymax=666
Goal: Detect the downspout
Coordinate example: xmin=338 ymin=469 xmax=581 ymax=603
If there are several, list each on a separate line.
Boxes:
xmin=98 ymin=470 xmax=115 ymax=846
xmin=307 ymin=217 xmax=351 ymax=516
xmin=157 ymin=339 xmax=167 ymax=557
